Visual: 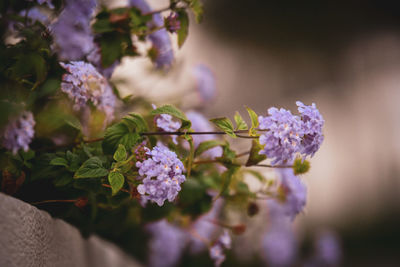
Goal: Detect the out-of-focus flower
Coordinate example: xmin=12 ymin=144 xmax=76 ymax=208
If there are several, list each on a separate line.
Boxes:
xmin=258 ymin=107 xmax=303 ymax=165
xmin=129 ymin=0 xmax=174 ymax=69
xmin=189 ymin=198 xmax=224 ymax=254
xmin=186 ymin=111 xmax=223 ymax=159
xmin=268 ymin=168 xmax=307 ymax=221
xmin=87 ymin=45 xmax=119 ymax=79
xmin=209 ymin=230 xmax=231 ymax=267
xmin=193 ymin=64 xmax=217 ymax=102
xmin=60 ymin=61 xmax=116 ymax=123
xmin=153 ymin=105 xmax=182 ymax=144
xmin=296 ymin=101 xmax=324 ymax=158
xmin=261 ymin=225 xmax=297 ymax=267
xmin=19 ymin=7 xmax=50 ymax=25
xmin=28 ymin=0 xmax=54 ymax=9
xmin=2 ymin=111 xmax=35 ymax=154
xmin=306 ymin=230 xmax=342 ymax=267
xmin=51 ymin=0 xmax=96 ymax=60
xmin=136 ymin=145 xmax=186 ymax=206
xmin=147 ymin=220 xmax=188 ymax=267
xmin=165 ymin=12 xmax=180 ymax=33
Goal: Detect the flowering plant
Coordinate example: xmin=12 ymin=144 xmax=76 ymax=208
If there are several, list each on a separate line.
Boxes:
xmin=0 ymin=0 xmax=338 ymax=266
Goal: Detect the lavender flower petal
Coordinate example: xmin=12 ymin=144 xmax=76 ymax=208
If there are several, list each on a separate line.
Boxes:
xmin=193 ymin=64 xmax=217 ymax=102
xmin=2 ymin=112 xmax=35 ymax=155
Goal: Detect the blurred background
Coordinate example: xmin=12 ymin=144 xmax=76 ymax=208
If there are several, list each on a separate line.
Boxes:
xmin=112 ymin=0 xmax=400 ymax=265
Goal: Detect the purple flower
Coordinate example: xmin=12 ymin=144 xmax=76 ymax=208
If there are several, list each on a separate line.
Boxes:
xmin=19 ymin=7 xmax=50 ymax=25
xmin=268 ymin=169 xmax=307 ymax=221
xmin=193 ymin=64 xmax=217 ymax=102
xmin=209 ymin=230 xmax=231 ymax=267
xmin=261 ymin=225 xmax=297 ymax=267
xmin=50 ymin=0 xmax=96 ymax=60
xmin=310 ymin=230 xmax=342 ymax=266
xmin=129 ymin=0 xmax=174 ymax=69
xmin=153 ymin=105 xmax=182 ymax=144
xmin=186 ymin=111 xmax=223 ymax=159
xmin=87 ymin=45 xmax=119 ymax=79
xmin=136 ymin=144 xmax=186 ymax=206
xmin=165 ymin=12 xmax=180 ymax=33
xmin=60 ymin=61 xmax=116 ymax=123
xmin=147 ymin=220 xmax=187 ymax=267
xmin=258 ymin=107 xmax=303 ymax=165
xmin=28 ymin=0 xmax=54 ymax=9
xmin=2 ymin=112 xmax=35 ymax=154
xmin=296 ymin=101 xmax=324 ymax=157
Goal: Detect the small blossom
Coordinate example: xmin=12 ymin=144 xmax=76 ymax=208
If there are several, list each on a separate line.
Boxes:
xmin=261 ymin=225 xmax=297 ymax=267
xmin=308 ymin=230 xmax=342 ymax=267
xmin=28 ymin=0 xmax=54 ymax=9
xmin=296 ymin=101 xmax=324 ymax=157
xmin=147 ymin=220 xmax=188 ymax=267
xmin=129 ymin=0 xmax=174 ymax=68
xmin=136 ymin=145 xmax=186 ymax=206
xmin=165 ymin=12 xmax=180 ymax=33
xmin=19 ymin=7 xmax=50 ymax=25
xmin=186 ymin=111 xmax=223 ymax=159
xmin=193 ymin=64 xmax=217 ymax=102
xmin=153 ymin=105 xmax=182 ymax=144
xmin=60 ymin=61 xmax=116 ymax=123
xmin=2 ymin=111 xmax=35 ymax=155
xmin=258 ymin=107 xmax=303 ymax=165
xmin=209 ymin=230 xmax=231 ymax=267
xmin=50 ymin=0 xmax=96 ymax=60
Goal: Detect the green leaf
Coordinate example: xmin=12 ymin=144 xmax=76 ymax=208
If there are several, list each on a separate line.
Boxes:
xmin=185 ymin=135 xmax=195 ymax=176
xmin=64 ymin=116 xmax=81 ymax=131
xmin=122 ymin=113 xmax=149 ymax=132
xmin=74 ymin=157 xmax=108 ymax=178
xmin=217 ymin=165 xmax=240 ymax=198
xmin=246 ymin=139 xmax=267 ymax=166
xmin=245 ymin=106 xmax=259 ymax=136
xmin=188 ymin=0 xmax=204 ymax=23
xmin=108 ymin=171 xmax=125 ymax=195
xmin=102 ymin=122 xmax=142 ymax=154
xmin=50 ymin=157 xmax=69 ymax=168
xmin=93 ymin=17 xmax=114 ymax=34
xmin=234 ymin=112 xmax=248 ymax=130
xmin=176 ymin=9 xmax=189 ymax=48
xmin=293 ymin=158 xmax=310 ymax=175
xmin=210 ymin=117 xmax=236 ymax=138
xmin=195 ymin=140 xmax=225 ymax=158
xmin=150 ymin=104 xmax=191 ymax=129
xmin=114 ymin=144 xmax=127 ymax=162
xmin=53 ymin=173 xmax=73 ymax=187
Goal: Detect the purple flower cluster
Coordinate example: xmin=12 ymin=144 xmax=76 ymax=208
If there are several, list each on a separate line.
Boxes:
xmin=306 ymin=230 xmax=342 ymax=267
xmin=50 ymin=0 xmax=96 ymax=60
xmin=153 ymin=105 xmax=182 ymax=144
xmin=210 ymin=230 xmax=231 ymax=267
xmin=261 ymin=225 xmax=297 ymax=267
xmin=193 ymin=64 xmax=217 ymax=102
xmin=136 ymin=145 xmax=186 ymax=206
xmin=60 ymin=61 xmax=116 ymax=123
xmin=129 ymin=0 xmax=174 ymax=69
xmin=28 ymin=0 xmax=54 ymax=9
xmin=2 ymin=112 xmax=35 ymax=155
xmin=186 ymin=111 xmax=223 ymax=159
xmin=296 ymin=101 xmax=325 ymax=157
xmin=147 ymin=220 xmax=188 ymax=267
xmin=258 ymin=102 xmax=324 ymax=165
xmin=165 ymin=12 xmax=180 ymax=33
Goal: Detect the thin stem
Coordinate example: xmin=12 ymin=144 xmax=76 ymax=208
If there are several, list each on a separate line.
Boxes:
xmin=101 ymin=183 xmax=130 ymax=194
xmin=236 ymin=151 xmax=250 ymax=158
xmin=253 ymin=164 xmax=292 ymax=168
xmin=30 ymin=199 xmax=76 ymax=205
xmin=143 ymin=6 xmax=171 ymax=16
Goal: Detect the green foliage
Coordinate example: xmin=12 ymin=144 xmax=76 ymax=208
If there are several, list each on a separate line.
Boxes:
xmin=217 ymin=165 xmax=240 ymax=198
xmin=176 ymin=9 xmax=189 ymax=48
xmin=74 ymin=157 xmax=109 ymax=178
xmin=234 ymin=111 xmax=248 ymax=130
xmin=194 ymin=140 xmax=225 ymax=158
xmin=293 ymin=158 xmax=310 ymax=175
xmin=102 ymin=123 xmax=142 ymax=155
xmin=108 ymin=171 xmax=125 ymax=195
xmin=246 ymin=139 xmax=267 ymax=166
xmin=246 ymin=106 xmax=259 ymax=136
xmin=184 ymin=0 xmax=204 ymax=23
xmin=114 ymin=144 xmax=127 ymax=162
xmin=210 ymin=117 xmax=236 ymax=138
xmin=150 ymin=104 xmax=191 ymax=129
